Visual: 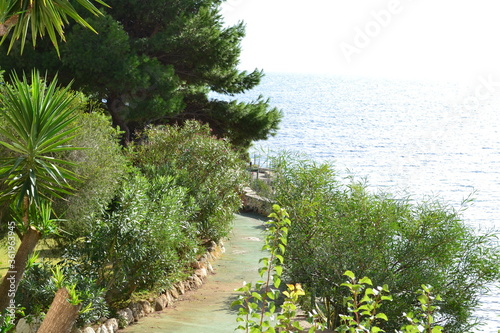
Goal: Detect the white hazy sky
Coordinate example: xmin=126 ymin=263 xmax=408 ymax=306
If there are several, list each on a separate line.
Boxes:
xmin=220 ymin=0 xmax=500 ymax=82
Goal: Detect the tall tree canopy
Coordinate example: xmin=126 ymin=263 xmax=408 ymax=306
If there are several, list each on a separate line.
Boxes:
xmin=0 ymin=0 xmax=282 ymax=149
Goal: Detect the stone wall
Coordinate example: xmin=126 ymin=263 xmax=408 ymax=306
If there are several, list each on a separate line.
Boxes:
xmin=241 ymin=187 xmax=274 ymax=216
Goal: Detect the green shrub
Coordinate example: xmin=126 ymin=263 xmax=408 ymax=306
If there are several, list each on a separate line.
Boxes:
xmin=54 ymin=101 xmax=129 ymax=240
xmin=269 ymin=153 xmax=500 ymax=332
xmin=335 ymin=271 xmax=444 ymax=333
xmin=132 ymin=120 xmax=247 ymax=242
xmin=15 ymin=259 xmax=109 ymax=327
xmin=67 ymin=171 xmax=199 ymax=305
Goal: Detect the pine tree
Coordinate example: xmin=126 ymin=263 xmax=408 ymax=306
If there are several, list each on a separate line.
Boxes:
xmin=0 ymin=0 xmax=282 ymax=149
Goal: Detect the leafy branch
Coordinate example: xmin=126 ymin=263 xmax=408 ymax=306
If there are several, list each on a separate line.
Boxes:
xmin=233 ymin=205 xmax=322 ymax=333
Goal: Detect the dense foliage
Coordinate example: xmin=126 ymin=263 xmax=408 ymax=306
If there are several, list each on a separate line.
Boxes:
xmin=0 ymin=71 xmax=84 ymax=312
xmin=15 ymin=259 xmax=109 ymax=327
xmin=132 ymin=120 xmax=247 ymax=242
xmin=54 ymin=104 xmax=129 ymax=240
xmin=0 ymin=94 xmax=128 ymax=240
xmin=0 ymin=0 xmax=278 ymax=329
xmin=1 ymin=92 xmax=249 ymax=323
xmin=266 ymin=153 xmax=500 ymax=332
xmin=65 ymin=171 xmax=199 ymax=305
xmin=0 ymin=0 xmax=283 ymax=149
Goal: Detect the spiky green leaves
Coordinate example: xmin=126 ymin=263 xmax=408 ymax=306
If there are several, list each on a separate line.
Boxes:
xmin=0 ymin=0 xmax=109 ymax=55
xmin=0 ymin=70 xmax=82 ymax=207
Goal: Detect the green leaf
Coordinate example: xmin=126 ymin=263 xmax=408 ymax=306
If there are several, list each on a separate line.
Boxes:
xmin=273 ymin=276 xmax=281 ymax=288
xmin=344 ymin=270 xmax=355 ymax=279
xmin=231 ymin=300 xmax=243 ymax=307
xmin=1 ymin=0 xmax=108 ymax=55
xmin=251 ymin=292 xmax=262 ymax=301
xmin=359 ymin=276 xmax=373 ymax=286
xmin=417 ymin=294 xmax=428 ymax=305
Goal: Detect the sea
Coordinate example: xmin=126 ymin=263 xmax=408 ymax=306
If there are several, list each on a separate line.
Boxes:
xmin=214 ymin=72 xmax=500 ymax=331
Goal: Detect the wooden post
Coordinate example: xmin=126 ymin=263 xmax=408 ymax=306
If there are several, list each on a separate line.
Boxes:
xmin=38 ymin=288 xmax=81 ymax=333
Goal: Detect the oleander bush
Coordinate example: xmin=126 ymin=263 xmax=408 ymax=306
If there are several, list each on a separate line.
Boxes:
xmin=268 ymin=152 xmax=500 ymax=332
xmin=65 ymin=171 xmax=199 ymax=305
xmin=132 ymin=120 xmax=247 ymax=242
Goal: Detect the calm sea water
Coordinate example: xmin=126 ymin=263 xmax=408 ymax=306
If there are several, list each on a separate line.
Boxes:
xmin=217 ymin=72 xmax=500 ymax=331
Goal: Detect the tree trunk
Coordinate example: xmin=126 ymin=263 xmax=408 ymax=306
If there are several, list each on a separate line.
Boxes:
xmin=108 ymin=96 xmax=131 ymax=143
xmin=38 ymin=287 xmax=81 ymax=333
xmin=0 ymin=226 xmax=41 ymax=312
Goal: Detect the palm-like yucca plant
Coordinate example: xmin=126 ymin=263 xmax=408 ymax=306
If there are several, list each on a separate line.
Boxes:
xmin=0 ymin=70 xmax=81 ymax=207
xmin=0 ymin=0 xmax=109 ymax=55
xmin=0 ymin=70 xmax=82 ymax=312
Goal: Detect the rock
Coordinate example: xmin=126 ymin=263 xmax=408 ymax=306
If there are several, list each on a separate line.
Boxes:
xmin=199 ymin=254 xmax=209 ymax=263
xmin=207 ymin=261 xmax=215 ymax=274
xmin=96 ymin=325 xmax=109 ymax=333
xmin=175 ymin=281 xmax=186 ymax=295
xmin=140 ymin=300 xmax=153 ymax=314
xmin=191 ymin=260 xmax=203 ymax=269
xmin=170 ymin=286 xmax=179 ymax=299
xmin=105 ymin=318 xmax=119 ymax=332
xmin=16 ymin=317 xmax=42 ymax=333
xmin=195 ymin=267 xmax=208 ymax=280
xmin=155 ymin=294 xmax=167 ymax=311
xmin=82 ymin=327 xmax=96 ymax=333
xmin=117 ymin=308 xmax=134 ymax=326
xmin=129 ymin=302 xmax=144 ymax=321
xmin=207 ymin=240 xmax=217 ymax=252
xmin=165 ymin=291 xmax=173 ymax=307
xmin=192 ymin=274 xmax=203 ymax=288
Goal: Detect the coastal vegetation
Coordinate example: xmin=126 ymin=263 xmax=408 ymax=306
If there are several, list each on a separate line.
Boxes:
xmin=0 ymin=0 xmax=272 ymax=328
xmin=234 ymin=205 xmax=446 ymax=333
xmin=0 ymin=0 xmax=498 ymax=332
xmin=246 ymin=153 xmax=500 ymax=332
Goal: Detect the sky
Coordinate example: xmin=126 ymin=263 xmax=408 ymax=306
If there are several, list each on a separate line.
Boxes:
xmin=220 ymin=0 xmax=500 ymax=82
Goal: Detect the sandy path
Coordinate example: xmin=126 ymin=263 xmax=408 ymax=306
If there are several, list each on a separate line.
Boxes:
xmin=121 ymin=212 xmax=266 ymax=333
